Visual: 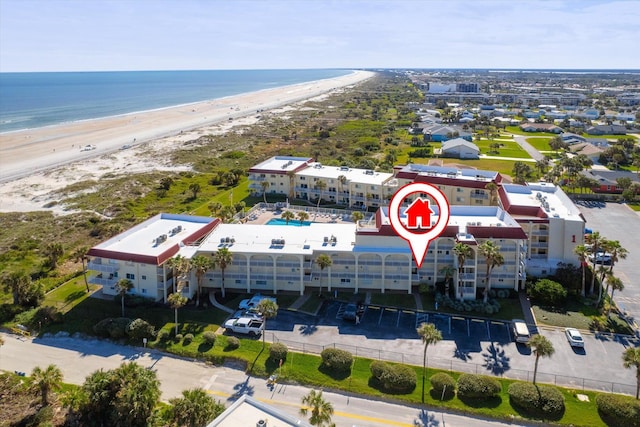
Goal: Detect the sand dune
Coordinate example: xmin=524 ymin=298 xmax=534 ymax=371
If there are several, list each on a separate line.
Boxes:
xmin=0 ymin=70 xmax=375 ymax=212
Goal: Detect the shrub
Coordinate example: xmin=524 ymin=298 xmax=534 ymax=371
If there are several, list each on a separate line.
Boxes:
xmin=126 ymin=318 xmax=156 ymax=341
xmin=508 ymin=382 xmax=565 ymax=419
xmin=225 ymin=336 xmax=240 ymax=350
xmin=529 ymin=279 xmax=567 ymax=306
xmin=202 ymin=331 xmax=217 ymax=345
xmin=183 ymin=333 xmax=194 ymax=344
xmin=269 ymin=342 xmax=288 ymax=363
xmin=174 ymin=333 xmax=183 ymax=343
xmin=369 ymin=361 xmax=416 ymax=394
xmin=93 ymin=317 xmax=132 ymax=339
xmin=457 ymin=374 xmax=501 ymax=400
xmin=157 ymin=330 xmax=170 ymax=342
xmin=430 ymin=373 xmax=456 ymax=396
xmin=596 ymin=393 xmax=640 ymax=427
xmin=320 ymin=348 xmax=353 ymax=373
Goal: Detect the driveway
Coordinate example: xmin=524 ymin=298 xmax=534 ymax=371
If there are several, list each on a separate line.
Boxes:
xmin=576 ymin=201 xmax=640 ymax=331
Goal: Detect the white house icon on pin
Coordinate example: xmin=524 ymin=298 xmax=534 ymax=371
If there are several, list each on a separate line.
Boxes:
xmin=404 ymin=198 xmax=435 ymax=229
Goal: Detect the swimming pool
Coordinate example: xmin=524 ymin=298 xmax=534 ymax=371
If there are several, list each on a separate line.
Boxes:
xmin=266 ymin=218 xmax=312 ymax=226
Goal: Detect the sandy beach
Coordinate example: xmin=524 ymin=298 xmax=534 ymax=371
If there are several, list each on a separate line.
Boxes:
xmin=0 ymin=70 xmax=375 ymax=212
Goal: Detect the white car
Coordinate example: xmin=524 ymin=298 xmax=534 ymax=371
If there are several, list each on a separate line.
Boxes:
xmin=588 ymin=252 xmax=612 ymax=265
xmin=565 ymin=328 xmax=584 ymax=347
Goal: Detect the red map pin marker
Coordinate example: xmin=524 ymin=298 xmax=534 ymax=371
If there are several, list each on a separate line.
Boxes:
xmin=389 ymin=183 xmax=451 ymax=268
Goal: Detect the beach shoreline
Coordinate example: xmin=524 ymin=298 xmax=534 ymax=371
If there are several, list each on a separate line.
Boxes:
xmin=0 ymin=70 xmax=374 ymax=213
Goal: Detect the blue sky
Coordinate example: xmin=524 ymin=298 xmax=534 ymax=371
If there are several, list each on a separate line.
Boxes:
xmin=1 ymin=0 xmax=639 ymax=72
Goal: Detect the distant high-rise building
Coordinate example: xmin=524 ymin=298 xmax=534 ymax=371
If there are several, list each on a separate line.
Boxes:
xmin=456 ymin=82 xmax=479 ymax=93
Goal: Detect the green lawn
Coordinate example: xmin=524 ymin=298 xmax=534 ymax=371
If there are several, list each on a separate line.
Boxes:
xmin=419 ymin=292 xmax=525 ymax=321
xmin=43 ymin=277 xmax=98 ymax=313
xmin=475 ymin=139 xmax=532 ymax=159
xmin=532 ymin=298 xmax=634 ymax=335
xmin=525 ymin=137 xmax=554 ymax=152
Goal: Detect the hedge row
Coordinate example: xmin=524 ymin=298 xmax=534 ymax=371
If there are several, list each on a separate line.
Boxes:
xmin=596 ymin=393 xmax=640 ymax=427
xmin=370 ymin=361 xmax=416 ymax=394
xmin=508 ymin=382 xmax=565 ymax=419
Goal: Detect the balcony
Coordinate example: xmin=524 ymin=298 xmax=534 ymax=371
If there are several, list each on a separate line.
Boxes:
xmin=87 ymin=260 xmax=119 ymax=274
xmin=89 ymin=273 xmax=117 ymax=287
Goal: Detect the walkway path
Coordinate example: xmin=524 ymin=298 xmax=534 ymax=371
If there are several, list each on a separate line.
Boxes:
xmin=518 ymin=291 xmax=538 ymax=330
xmin=209 ymin=292 xmax=234 ymax=314
xmin=513 ymin=135 xmax=545 ymax=161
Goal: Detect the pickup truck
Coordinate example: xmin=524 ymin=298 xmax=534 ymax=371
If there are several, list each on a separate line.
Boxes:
xmin=238 ymin=294 xmax=277 ymax=311
xmin=224 ymin=317 xmax=264 ymax=336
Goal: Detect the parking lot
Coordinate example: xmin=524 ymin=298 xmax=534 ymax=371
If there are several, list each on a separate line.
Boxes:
xmin=268 ymin=300 xmax=638 ymax=395
xmin=576 ymin=201 xmax=640 ymax=330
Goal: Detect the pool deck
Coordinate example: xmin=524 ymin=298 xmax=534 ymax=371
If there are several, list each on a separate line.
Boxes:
xmin=243 ymin=207 xmax=361 ymax=226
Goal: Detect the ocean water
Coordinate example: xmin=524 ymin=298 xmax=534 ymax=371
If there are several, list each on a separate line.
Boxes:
xmin=0 ymin=69 xmax=351 ymax=133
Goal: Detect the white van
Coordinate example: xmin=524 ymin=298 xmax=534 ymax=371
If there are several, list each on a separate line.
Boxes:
xmin=512 ymin=319 xmax=531 ymax=343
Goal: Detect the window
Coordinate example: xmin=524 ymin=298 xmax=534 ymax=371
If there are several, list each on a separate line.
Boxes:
xmin=340 ymin=278 xmax=351 ymax=283
xmin=457 ymin=188 xmax=463 ymax=193
xmin=142 ymin=289 xmax=147 ymax=294
xmin=126 ymin=273 xmax=135 ymax=280
xmin=141 ymin=275 xmax=147 ymax=280
xmin=300 ymin=176 xmax=306 ymax=181
xmin=256 ymin=280 xmax=267 ymax=285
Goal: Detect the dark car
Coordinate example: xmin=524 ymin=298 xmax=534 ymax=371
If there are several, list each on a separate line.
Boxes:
xmin=343 ymin=303 xmax=358 ymax=321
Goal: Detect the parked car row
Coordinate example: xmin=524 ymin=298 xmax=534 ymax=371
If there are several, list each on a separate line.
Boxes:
xmin=511 ymin=319 xmax=585 ymax=349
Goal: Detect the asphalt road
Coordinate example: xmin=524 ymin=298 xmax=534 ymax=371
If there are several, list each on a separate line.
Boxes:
xmin=0 ymin=332 xmax=524 ymax=427
xmin=576 ymin=201 xmax=640 ymax=331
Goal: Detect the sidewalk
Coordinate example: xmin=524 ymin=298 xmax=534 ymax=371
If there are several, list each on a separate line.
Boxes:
xmin=518 ymin=291 xmax=538 ymax=328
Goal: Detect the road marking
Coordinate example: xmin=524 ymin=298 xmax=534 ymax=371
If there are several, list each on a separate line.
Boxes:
xmin=204 ymin=374 xmax=217 ymax=390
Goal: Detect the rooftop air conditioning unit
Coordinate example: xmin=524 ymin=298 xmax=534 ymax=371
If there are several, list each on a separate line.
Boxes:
xmin=257 ymin=420 xmax=267 ymax=427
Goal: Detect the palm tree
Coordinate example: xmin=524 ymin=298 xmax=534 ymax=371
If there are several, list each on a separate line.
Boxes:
xmin=115 ymin=279 xmax=133 ymax=317
xmin=623 ymin=347 xmax=640 ymax=399
xmin=168 ymin=292 xmax=188 ymax=335
xmin=286 ymin=170 xmax=296 ymax=199
xmin=585 ymin=232 xmax=604 ymax=295
xmin=351 ymin=211 xmax=364 ymax=224
xmin=300 ymin=389 xmax=335 ymax=427
xmin=297 ymin=210 xmax=309 ymax=225
xmin=260 ymin=180 xmax=270 ymax=204
xmin=478 ymin=240 xmax=505 ymax=303
xmin=169 ymin=388 xmax=225 ymax=427
xmin=191 ymin=255 xmax=212 ymax=307
xmin=188 ymin=182 xmax=200 ymax=199
xmin=528 ymin=334 xmax=555 ymax=384
xmin=606 ymin=274 xmax=624 ymax=318
xmin=208 ymin=201 xmax=223 ymax=217
xmin=256 ymin=299 xmax=279 ymax=348
xmin=453 ymin=242 xmax=473 ymax=299
xmin=72 ymin=246 xmax=90 ymax=293
xmin=31 ymin=364 xmax=63 ymax=405
xmin=43 ymin=242 xmax=64 ymax=269
xmin=166 ymin=254 xmax=189 ymax=293
xmin=281 ymin=210 xmax=295 ymax=224
xmin=338 ymin=174 xmax=348 ymax=204
xmin=417 ymin=322 xmax=442 ymax=402
xmin=2 ymin=270 xmax=30 ymax=305
xmin=485 ymin=182 xmax=499 ymax=206
xmin=604 ymin=239 xmax=628 ymax=276
xmin=212 ymin=247 xmax=233 ymax=298
xmin=439 ymin=265 xmax=456 ymax=297
xmin=574 ymin=244 xmax=589 ymax=297
xmin=315 ymin=254 xmax=333 ymax=296
xmin=314 ymin=180 xmax=327 ymax=219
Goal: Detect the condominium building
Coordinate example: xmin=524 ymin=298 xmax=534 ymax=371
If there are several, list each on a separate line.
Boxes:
xmin=394 ymin=164 xmax=504 ymax=207
xmin=499 ymin=182 xmax=585 ymax=277
xmin=86 ymin=213 xmax=218 ymax=302
xmin=249 ymin=156 xmax=398 ymax=210
xmin=87 ymin=162 xmax=584 ymax=302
